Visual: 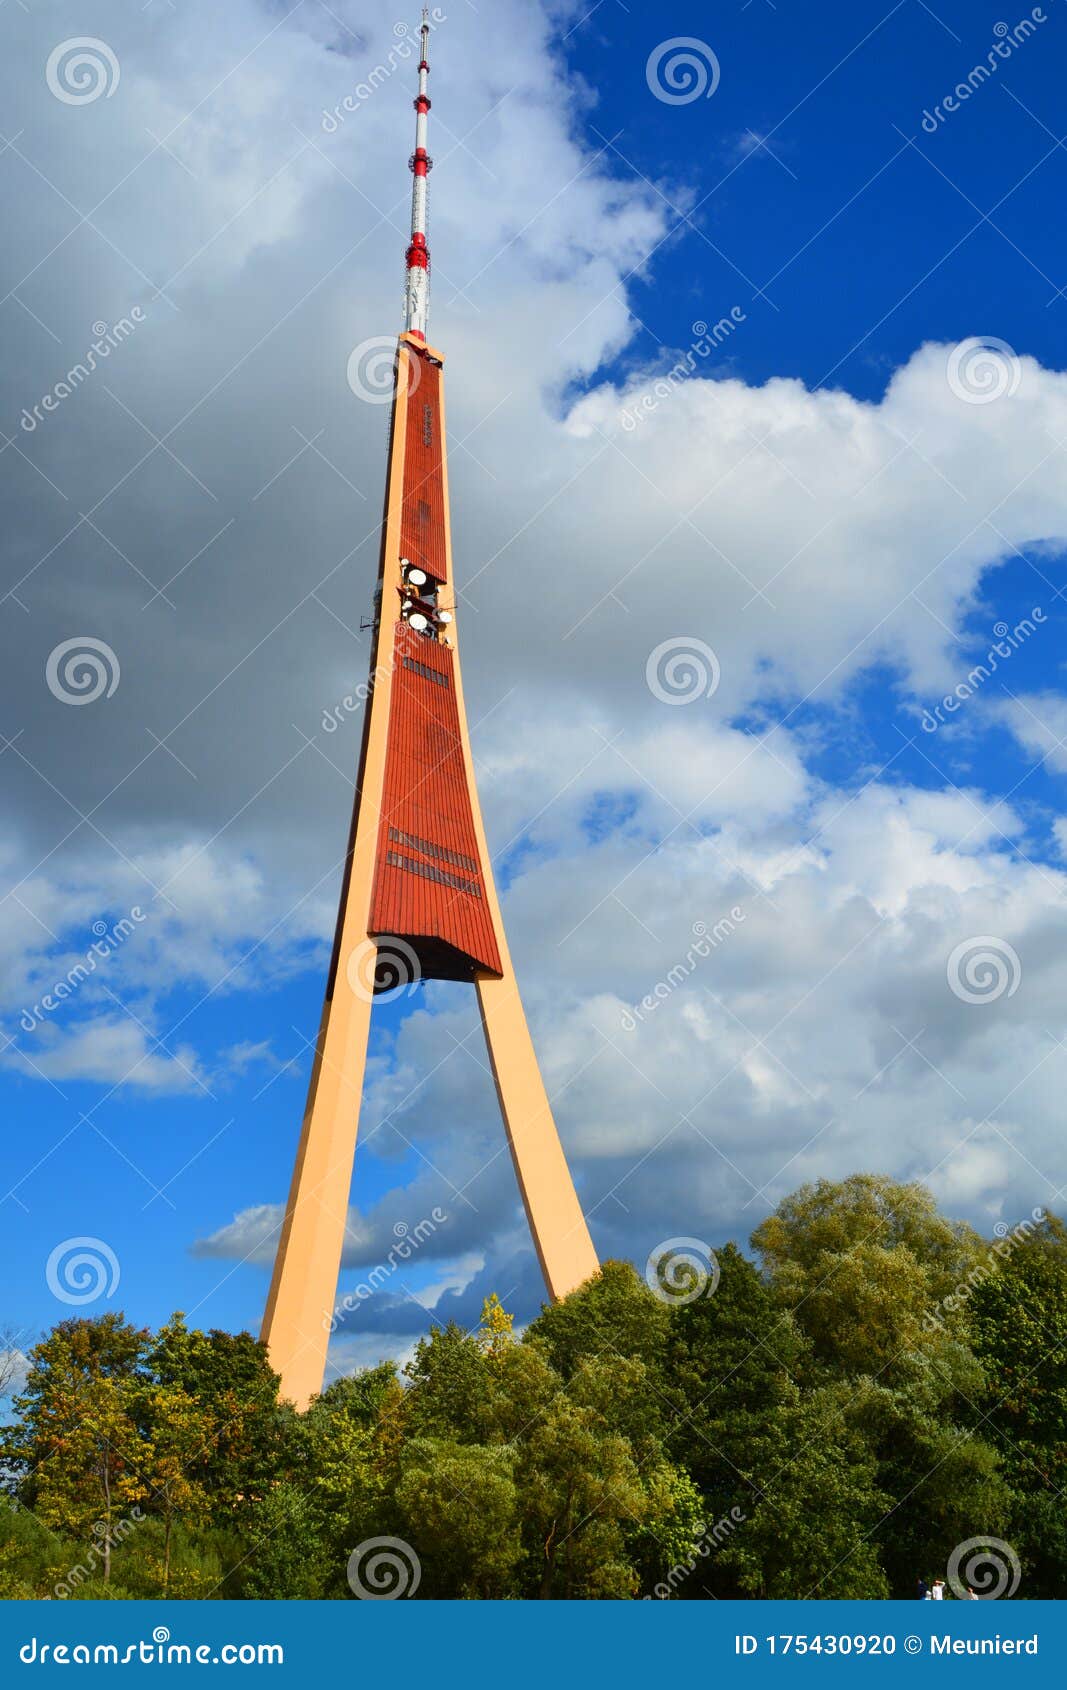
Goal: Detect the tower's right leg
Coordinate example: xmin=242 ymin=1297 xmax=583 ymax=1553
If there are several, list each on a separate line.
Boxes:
xmin=476 ymin=969 xmax=600 ymax=1300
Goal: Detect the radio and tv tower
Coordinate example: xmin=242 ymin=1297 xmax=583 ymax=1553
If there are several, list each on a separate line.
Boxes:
xmin=261 ymin=13 xmax=600 ymax=1409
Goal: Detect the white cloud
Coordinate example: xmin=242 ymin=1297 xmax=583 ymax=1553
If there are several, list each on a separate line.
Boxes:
xmin=995 ymin=692 xmax=1067 ymax=771
xmin=11 ymin=1015 xmax=209 ymax=1093
xmin=4 ymin=1 xmax=1067 ymax=1341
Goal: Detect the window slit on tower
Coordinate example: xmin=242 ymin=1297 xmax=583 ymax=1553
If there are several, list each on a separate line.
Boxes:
xmin=402 ymin=654 xmax=449 ymax=687
xmin=388 ymin=826 xmax=477 ymax=874
xmin=386 ymin=849 xmax=482 ymax=899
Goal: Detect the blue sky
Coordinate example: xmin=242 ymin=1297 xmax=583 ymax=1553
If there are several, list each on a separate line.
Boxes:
xmin=565 ymin=0 xmax=1067 ymax=394
xmin=3 ymin=0 xmax=1067 ymax=1387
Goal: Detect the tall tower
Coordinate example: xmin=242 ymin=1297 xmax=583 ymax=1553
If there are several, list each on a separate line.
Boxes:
xmin=261 ymin=14 xmax=599 ymax=1409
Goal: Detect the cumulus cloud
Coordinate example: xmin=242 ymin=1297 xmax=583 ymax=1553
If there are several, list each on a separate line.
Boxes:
xmin=995 ymin=691 xmax=1067 ymax=772
xmin=10 ymin=1014 xmax=209 ymax=1093
xmin=4 ymin=0 xmax=1067 ymax=1360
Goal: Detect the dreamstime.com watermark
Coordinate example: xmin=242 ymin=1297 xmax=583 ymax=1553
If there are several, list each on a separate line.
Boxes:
xmin=45 ymin=38 xmax=120 ymax=105
xmin=923 ymin=1208 xmax=1045 ymax=1333
xmin=918 ymin=610 xmax=1045 ymax=732
xmin=19 ymin=908 xmax=145 ymax=1032
xmin=646 ymin=637 xmax=721 ymax=705
xmin=325 ymin=1210 xmax=448 ymax=1331
xmin=622 ymin=909 xmax=745 ymax=1030
xmin=920 ymin=12 xmax=1048 ymax=132
xmin=20 ymin=312 xmax=146 ymax=432
xmin=346 ymin=337 xmax=422 ymax=404
xmin=347 ymin=1536 xmax=421 ymax=1599
xmin=46 ymin=637 xmax=121 ymax=705
xmin=321 ymin=10 xmax=445 ymax=132
xmin=19 ymin=1630 xmax=284 ymax=1666
xmin=646 ymin=1238 xmax=720 ymax=1304
xmin=54 ymin=1510 xmax=143 ymax=1599
xmin=947 ymin=935 xmax=1021 ymax=1005
xmin=346 ymin=936 xmax=422 ymax=1004
xmin=322 ymin=661 xmax=393 ymax=733
xmin=46 ymin=1237 xmax=121 ymax=1307
xmin=947 ymin=1536 xmax=1022 ymax=1599
xmin=646 ymin=38 xmax=720 ymax=105
xmin=947 ymin=336 xmax=1021 ymax=404
xmin=620 ymin=311 xmax=746 ymax=431
xmin=647 ymin=1504 xmax=747 ymax=1598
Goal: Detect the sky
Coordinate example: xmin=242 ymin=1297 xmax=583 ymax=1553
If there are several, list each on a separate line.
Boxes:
xmin=3 ymin=0 xmax=1067 ymax=1389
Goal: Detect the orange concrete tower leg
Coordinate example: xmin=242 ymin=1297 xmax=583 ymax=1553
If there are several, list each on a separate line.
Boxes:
xmin=260 ymin=355 xmax=412 ymax=1412
xmin=258 ymin=970 xmax=375 ymax=1410
xmin=476 ymin=969 xmax=600 ymax=1296
xmin=436 ymin=374 xmax=598 ymax=1300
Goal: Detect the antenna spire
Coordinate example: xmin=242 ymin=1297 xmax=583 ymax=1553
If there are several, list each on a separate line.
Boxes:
xmin=404 ymin=10 xmax=433 ymax=341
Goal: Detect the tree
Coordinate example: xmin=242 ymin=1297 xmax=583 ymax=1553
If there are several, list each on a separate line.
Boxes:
xmin=300 ymin=1363 xmax=401 ymax=1593
xmin=969 ymin=1213 xmax=1067 ymax=1596
xmin=718 ymin=1383 xmax=891 ymax=1599
xmin=478 ymin=1293 xmax=514 ymax=1361
xmin=4 ymin=1316 xmax=155 ymax=1582
xmin=665 ymin=1244 xmax=807 ymax=1511
xmin=853 ymin=1380 xmax=1012 ymax=1595
xmin=752 ymin=1175 xmax=984 ymax=1293
xmin=403 ymin=1322 xmax=491 ymax=1443
xmin=395 ymin=1440 xmax=522 ymax=1597
xmin=527 ymin=1259 xmax=671 ymax=1383
xmin=518 ymin=1391 xmax=649 ymax=1598
xmin=751 ymin=1174 xmax=985 ymax=1384
xmin=626 ymin=1458 xmax=705 ymax=1597
xmin=149 ymin=1314 xmax=293 ymax=1519
xmin=139 ymin=1386 xmax=213 ymax=1594
xmin=238 ymin=1482 xmax=332 ymax=1599
xmin=27 ymin=1375 xmax=148 ymax=1585
xmin=969 ymin=1214 xmax=1067 ymax=1482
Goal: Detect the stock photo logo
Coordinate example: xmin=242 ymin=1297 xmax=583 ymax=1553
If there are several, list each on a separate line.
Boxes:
xmin=619 ymin=311 xmax=747 ymax=431
xmin=45 ymin=1238 xmax=120 ymax=1307
xmin=946 ymin=336 xmax=1021 ymax=404
xmin=45 ymin=38 xmax=120 ymax=105
xmin=347 ymin=337 xmax=421 ymax=405
xmin=918 ymin=610 xmax=1045 ymax=733
xmin=20 ymin=311 xmax=147 ymax=433
xmin=946 ymin=1537 xmax=1022 ymax=1600
xmin=645 ymin=38 xmax=720 ymax=105
xmin=325 ymin=1209 xmax=449 ymax=1331
xmin=346 ymin=937 xmax=422 ymax=1004
xmin=923 ymin=1208 xmax=1045 ymax=1334
xmin=919 ymin=12 xmax=1048 ymax=132
xmin=621 ymin=909 xmax=745 ymax=1031
xmin=646 ymin=1238 xmax=720 ymax=1305
xmin=19 ymin=907 xmax=146 ymax=1033
xmin=646 ymin=637 xmax=720 ymax=705
xmin=45 ymin=637 xmax=120 ymax=705
xmin=347 ymin=1537 xmax=422 ymax=1600
xmin=321 ymin=9 xmax=446 ymax=133
xmin=946 ymin=937 xmax=1022 ymax=1005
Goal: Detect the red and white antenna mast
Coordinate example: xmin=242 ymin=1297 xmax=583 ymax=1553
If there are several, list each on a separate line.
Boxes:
xmin=404 ymin=10 xmax=433 ymax=341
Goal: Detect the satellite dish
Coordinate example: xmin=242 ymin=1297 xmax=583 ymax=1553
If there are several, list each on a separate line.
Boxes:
xmin=438 ymin=610 xmax=453 ymax=624
xmin=405 ymin=566 xmax=428 ymax=587
xmin=408 ymin=612 xmax=429 ymax=633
